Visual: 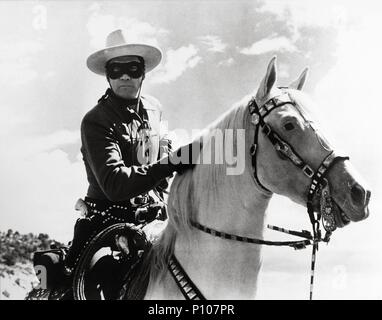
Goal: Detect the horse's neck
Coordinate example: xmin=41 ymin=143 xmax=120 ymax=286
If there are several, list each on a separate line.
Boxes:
xmin=172 ymin=166 xmax=272 ymax=299
xmin=146 ymin=105 xmax=274 ymax=299
xmin=191 ymin=110 xmax=272 ymax=240
xmin=194 ymin=168 xmax=271 ymax=232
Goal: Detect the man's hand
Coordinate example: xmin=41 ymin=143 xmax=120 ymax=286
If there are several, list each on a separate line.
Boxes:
xmin=156 ymin=178 xmax=171 ymax=193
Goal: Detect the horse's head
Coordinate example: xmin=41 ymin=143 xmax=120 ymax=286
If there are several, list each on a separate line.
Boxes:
xmin=253 ymin=57 xmax=370 ymax=229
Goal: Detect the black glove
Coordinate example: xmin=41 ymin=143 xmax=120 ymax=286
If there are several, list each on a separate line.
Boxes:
xmin=155 ymin=178 xmax=171 ymax=193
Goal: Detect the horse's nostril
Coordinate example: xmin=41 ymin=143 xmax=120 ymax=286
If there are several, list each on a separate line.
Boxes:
xmin=351 ymin=184 xmax=365 ymax=206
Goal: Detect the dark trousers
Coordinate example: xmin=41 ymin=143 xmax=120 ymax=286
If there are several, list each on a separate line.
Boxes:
xmin=85 ymin=255 xmax=127 ymax=300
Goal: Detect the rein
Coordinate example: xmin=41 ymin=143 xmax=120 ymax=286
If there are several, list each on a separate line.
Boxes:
xmin=168 ymin=91 xmax=349 ymax=300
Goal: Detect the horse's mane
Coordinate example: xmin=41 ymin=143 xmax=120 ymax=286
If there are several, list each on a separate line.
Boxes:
xmin=126 ymin=94 xmax=254 ymax=293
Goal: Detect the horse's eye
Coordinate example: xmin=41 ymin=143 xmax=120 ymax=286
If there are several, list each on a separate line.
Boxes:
xmin=284 ymin=122 xmax=295 ymax=131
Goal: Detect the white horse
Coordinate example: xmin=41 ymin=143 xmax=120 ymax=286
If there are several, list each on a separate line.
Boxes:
xmin=127 ymin=57 xmax=371 ymax=300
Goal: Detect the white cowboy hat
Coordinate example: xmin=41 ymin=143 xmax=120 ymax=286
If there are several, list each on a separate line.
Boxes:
xmin=86 ymin=29 xmax=162 ymax=76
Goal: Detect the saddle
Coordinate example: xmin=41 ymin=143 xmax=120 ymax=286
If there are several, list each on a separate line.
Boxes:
xmin=27 ymin=197 xmax=165 ymax=300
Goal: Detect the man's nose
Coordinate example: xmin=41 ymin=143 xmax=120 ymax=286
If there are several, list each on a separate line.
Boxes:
xmin=120 ymin=73 xmax=131 ymax=80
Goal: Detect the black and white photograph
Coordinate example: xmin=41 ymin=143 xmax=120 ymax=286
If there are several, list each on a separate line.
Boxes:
xmin=0 ymin=0 xmax=380 ymax=303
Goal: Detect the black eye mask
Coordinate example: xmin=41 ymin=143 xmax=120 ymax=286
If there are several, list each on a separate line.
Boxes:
xmin=106 ymin=61 xmax=144 ymax=80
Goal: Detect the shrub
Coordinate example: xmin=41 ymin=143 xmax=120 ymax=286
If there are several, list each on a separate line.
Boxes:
xmin=2 ymin=253 xmax=17 ymax=266
xmin=0 ymin=229 xmax=65 ymax=265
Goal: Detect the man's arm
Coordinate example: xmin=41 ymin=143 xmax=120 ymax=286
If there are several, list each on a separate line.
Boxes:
xmin=81 ymin=115 xmax=175 ymax=202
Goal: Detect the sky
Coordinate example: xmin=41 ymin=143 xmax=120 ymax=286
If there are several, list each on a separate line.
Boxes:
xmin=0 ymin=0 xmax=381 ymax=299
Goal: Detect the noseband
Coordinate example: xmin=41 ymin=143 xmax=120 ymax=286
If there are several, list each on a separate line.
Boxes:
xmin=168 ymin=90 xmax=349 ymax=300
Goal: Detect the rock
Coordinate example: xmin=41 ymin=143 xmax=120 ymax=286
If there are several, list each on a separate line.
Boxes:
xmin=0 ymin=262 xmax=36 ymax=299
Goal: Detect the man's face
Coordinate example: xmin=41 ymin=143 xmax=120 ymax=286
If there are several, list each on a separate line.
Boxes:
xmin=107 ymin=56 xmax=144 ymax=100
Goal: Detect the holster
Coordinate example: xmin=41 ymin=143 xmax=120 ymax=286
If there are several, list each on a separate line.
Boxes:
xmin=64 ymin=197 xmax=165 ymax=270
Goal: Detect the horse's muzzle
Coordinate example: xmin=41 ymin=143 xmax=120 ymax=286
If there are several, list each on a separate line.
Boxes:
xmin=349 ymin=183 xmax=371 ymax=221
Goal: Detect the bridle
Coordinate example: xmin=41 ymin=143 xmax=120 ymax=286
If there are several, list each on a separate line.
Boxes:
xmin=168 ymin=90 xmax=349 ymax=300
xmin=249 ymin=90 xmax=349 ymax=240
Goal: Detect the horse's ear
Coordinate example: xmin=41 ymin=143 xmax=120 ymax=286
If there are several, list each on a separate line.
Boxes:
xmin=289 ymin=67 xmax=309 ymax=90
xmin=256 ymin=56 xmax=277 ymax=102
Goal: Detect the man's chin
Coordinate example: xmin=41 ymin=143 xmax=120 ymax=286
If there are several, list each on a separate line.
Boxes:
xmin=116 ymin=88 xmax=138 ymax=100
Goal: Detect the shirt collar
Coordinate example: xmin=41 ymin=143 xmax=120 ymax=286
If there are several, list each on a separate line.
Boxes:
xmin=105 ymin=89 xmax=150 ymax=123
xmin=107 ymin=89 xmax=140 ymax=110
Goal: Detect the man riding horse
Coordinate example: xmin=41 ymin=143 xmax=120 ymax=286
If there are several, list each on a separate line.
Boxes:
xmin=31 ymin=29 xmax=200 ymax=300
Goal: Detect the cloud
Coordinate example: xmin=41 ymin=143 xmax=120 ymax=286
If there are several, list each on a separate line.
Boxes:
xmin=240 ymin=36 xmax=298 ymax=55
xmin=86 ymin=3 xmax=116 ymax=49
xmin=42 ymin=71 xmax=56 ymax=81
xmin=0 ymin=41 xmax=43 ymax=60
xmin=218 ymin=57 xmax=235 ymax=67
xmin=150 ymin=45 xmax=202 ymax=84
xmin=313 ymin=14 xmax=382 ymax=154
xmin=309 ymin=13 xmax=382 ymax=259
xmin=0 ymin=128 xmax=84 ymax=241
xmin=0 ymin=62 xmax=38 ymax=85
xmin=20 ymin=129 xmax=81 ymax=157
xmin=256 ymin=0 xmax=350 ymax=29
xmin=0 ymin=40 xmax=43 ymax=85
xmin=118 ymin=19 xmax=168 ymax=48
xmin=255 ymin=1 xmax=355 ymax=44
xmin=198 ymin=35 xmax=227 ymax=53
xmin=278 ymin=63 xmax=290 ymax=78
xmin=86 ymin=4 xmax=168 ymax=49
xmin=0 ymin=107 xmax=31 ymax=136
xmin=0 ymin=148 xmax=87 ymax=242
